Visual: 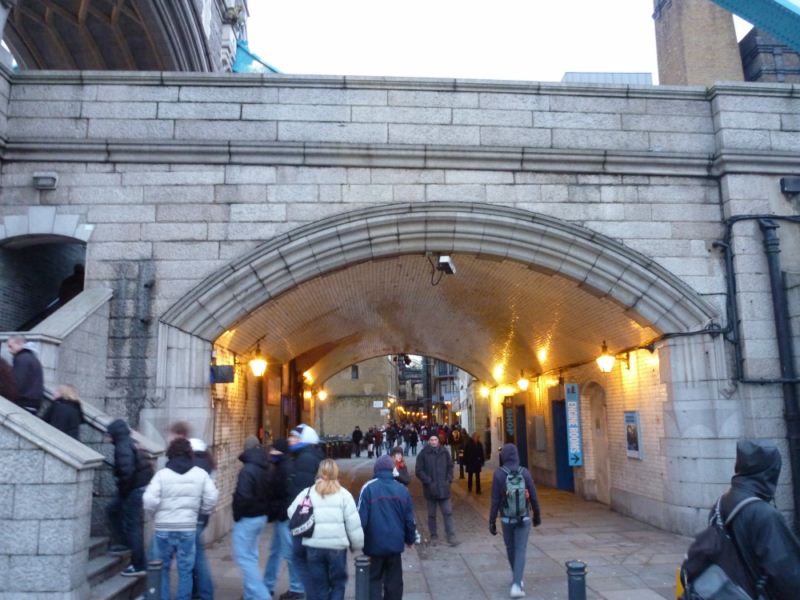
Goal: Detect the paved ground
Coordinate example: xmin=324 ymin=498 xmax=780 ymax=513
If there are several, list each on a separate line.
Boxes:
xmin=205 ymin=456 xmax=688 ymax=599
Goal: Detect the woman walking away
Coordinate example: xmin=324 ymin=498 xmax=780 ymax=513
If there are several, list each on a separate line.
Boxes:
xmin=463 ymin=432 xmax=485 ymax=494
xmin=42 ymin=384 xmax=83 ymax=439
xmin=489 ymin=444 xmax=542 ymax=598
xmin=288 ymin=459 xmax=364 ymax=600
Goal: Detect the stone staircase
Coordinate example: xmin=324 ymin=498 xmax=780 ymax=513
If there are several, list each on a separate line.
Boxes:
xmin=88 ymin=536 xmax=146 ymax=600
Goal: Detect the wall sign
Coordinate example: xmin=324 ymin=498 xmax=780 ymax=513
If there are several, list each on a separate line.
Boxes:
xmin=503 ymin=398 xmax=515 ymax=442
xmin=565 ymin=383 xmax=583 ymax=467
xmin=372 ymin=400 xmax=384 ymax=408
xmin=624 ymin=411 xmax=643 ymax=459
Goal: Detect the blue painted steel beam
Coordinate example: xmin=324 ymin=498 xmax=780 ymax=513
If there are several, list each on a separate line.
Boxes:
xmin=710 ymin=0 xmax=800 ymax=52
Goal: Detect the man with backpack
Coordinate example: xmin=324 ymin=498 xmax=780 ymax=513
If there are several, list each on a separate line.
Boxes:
xmin=489 ymin=444 xmax=541 ymax=599
xmin=680 ymin=439 xmax=800 ymax=600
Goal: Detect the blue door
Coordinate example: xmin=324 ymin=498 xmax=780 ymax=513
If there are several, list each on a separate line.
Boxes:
xmin=551 ymin=400 xmax=574 ymax=492
xmin=515 ymin=405 xmax=529 ymax=469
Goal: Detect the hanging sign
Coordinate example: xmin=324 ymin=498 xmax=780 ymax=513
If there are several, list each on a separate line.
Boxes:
xmin=564 ymin=383 xmax=583 ymax=467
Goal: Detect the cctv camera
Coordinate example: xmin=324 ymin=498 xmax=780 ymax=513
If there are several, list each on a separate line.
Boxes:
xmin=436 ymin=255 xmax=456 ymax=275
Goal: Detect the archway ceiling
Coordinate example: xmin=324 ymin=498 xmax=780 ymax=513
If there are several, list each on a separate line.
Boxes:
xmin=5 ymin=0 xmax=212 ymax=71
xmin=217 ymin=253 xmax=658 ymax=385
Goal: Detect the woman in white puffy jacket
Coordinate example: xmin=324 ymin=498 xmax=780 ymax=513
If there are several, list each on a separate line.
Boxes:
xmin=288 ymin=458 xmax=364 ymax=600
xmin=143 ymin=438 xmax=218 ymax=600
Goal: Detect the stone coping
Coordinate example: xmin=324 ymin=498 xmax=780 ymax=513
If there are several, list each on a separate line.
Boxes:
xmin=80 ymin=401 xmax=165 ymax=459
xmin=0 ymin=395 xmax=104 ymax=470
xmin=30 ymin=287 xmax=113 ymax=340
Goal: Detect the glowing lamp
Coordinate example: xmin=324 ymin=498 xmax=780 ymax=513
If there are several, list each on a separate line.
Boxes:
xmin=596 ymin=341 xmax=615 ymax=373
xmin=517 ymin=377 xmax=529 ymax=391
xmin=317 ymin=390 xmax=328 ymax=401
xmin=479 ymin=385 xmax=490 ymax=399
xmin=249 ymin=356 xmax=267 ymax=377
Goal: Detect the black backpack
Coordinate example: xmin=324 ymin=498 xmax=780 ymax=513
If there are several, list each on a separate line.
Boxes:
xmin=680 ymin=496 xmax=767 ymax=600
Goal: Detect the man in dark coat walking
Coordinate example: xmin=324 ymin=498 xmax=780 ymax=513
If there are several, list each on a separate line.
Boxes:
xmin=713 ymin=440 xmax=800 ymax=599
xmin=351 ymin=425 xmax=364 ymax=457
xmin=7 ymin=336 xmax=43 ymax=415
xmin=415 ymin=434 xmax=459 ymax=546
xmin=358 ymin=455 xmax=417 ymax=600
xmin=462 ymin=431 xmax=485 ymax=494
xmin=106 ymin=419 xmax=153 ymax=576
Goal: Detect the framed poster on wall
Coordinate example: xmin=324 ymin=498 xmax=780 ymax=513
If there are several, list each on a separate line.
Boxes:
xmin=624 ymin=411 xmax=643 ymax=459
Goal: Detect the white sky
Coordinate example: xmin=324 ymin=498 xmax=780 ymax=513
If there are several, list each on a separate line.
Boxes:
xmin=245 ymin=1 xmax=763 ymax=84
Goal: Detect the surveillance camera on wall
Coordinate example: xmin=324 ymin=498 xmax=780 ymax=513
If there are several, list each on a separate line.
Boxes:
xmin=437 ymin=255 xmax=456 ymax=275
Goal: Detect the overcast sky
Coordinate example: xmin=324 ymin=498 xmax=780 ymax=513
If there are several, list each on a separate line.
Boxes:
xmin=246 ymin=1 xmax=762 ymax=83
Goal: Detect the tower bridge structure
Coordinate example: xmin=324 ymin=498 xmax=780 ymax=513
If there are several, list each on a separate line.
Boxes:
xmin=0 ymin=2 xmax=797 ymax=598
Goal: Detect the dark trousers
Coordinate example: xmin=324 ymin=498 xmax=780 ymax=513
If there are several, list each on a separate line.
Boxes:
xmin=304 ymin=547 xmax=348 ymax=600
xmin=106 ymin=487 xmax=146 ymax=570
xmin=368 ymin=554 xmax=403 ymax=600
xmin=467 ymin=471 xmax=481 ymax=493
xmin=353 ymin=442 xmax=361 ymax=457
xmin=425 ymin=497 xmax=455 ymax=539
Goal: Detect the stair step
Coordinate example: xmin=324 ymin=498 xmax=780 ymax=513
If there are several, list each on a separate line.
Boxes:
xmin=87 ymin=554 xmax=125 ymax=587
xmin=89 ymin=536 xmax=110 ymax=560
xmin=90 ymin=573 xmax=145 ymax=600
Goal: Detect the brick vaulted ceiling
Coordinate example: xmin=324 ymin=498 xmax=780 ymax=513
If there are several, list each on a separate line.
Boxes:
xmin=5 ymin=0 xmax=213 ymax=71
xmin=220 ymin=253 xmax=659 ymax=384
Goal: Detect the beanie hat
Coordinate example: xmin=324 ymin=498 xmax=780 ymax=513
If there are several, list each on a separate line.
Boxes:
xmin=374 ymin=454 xmax=394 ymax=475
xmin=244 ymin=435 xmax=260 ymax=450
xmin=271 ymin=437 xmax=289 ymax=454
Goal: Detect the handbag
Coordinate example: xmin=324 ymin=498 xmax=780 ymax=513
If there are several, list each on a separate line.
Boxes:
xmin=289 ymin=487 xmax=315 ymax=538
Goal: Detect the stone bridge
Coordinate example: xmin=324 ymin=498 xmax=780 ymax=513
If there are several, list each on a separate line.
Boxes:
xmin=0 ymin=69 xmax=798 ymax=540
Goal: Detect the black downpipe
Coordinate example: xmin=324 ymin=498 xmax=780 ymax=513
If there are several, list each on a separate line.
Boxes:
xmin=757 ymin=219 xmax=800 ymax=530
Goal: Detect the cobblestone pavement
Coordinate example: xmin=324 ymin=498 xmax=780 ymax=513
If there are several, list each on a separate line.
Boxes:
xmin=205 ymin=456 xmax=688 ymax=599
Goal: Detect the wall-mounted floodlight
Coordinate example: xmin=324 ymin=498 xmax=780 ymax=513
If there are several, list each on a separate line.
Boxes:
xmin=32 ymin=172 xmax=58 ymax=190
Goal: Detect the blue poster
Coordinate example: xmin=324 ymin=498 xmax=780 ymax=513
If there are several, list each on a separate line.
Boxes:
xmin=565 ymin=383 xmax=583 ymax=467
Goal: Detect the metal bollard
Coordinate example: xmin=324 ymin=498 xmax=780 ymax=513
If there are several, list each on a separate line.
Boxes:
xmin=354 ymin=555 xmax=371 ymax=600
xmin=565 ymin=560 xmax=587 ymax=600
xmin=144 ymin=559 xmax=164 ymax=600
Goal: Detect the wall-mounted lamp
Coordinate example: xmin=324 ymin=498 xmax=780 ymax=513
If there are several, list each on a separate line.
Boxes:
xmin=32 ymin=171 xmax=58 ymax=190
xmin=479 ymin=385 xmax=490 ymax=398
xmin=303 ymin=390 xmax=312 ymax=400
xmin=248 ymin=340 xmax=267 ymax=377
xmin=516 ymin=371 xmax=530 ymax=391
xmin=317 ymin=389 xmax=328 ymax=401
xmin=596 ymin=340 xmax=615 ymax=373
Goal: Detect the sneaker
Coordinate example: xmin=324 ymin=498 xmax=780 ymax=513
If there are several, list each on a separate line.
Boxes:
xmin=120 ymin=565 xmax=146 ymax=578
xmin=510 ymin=583 xmax=525 ymax=598
xmin=446 ymin=537 xmax=461 ymax=547
xmin=278 ymin=592 xmax=304 ymax=600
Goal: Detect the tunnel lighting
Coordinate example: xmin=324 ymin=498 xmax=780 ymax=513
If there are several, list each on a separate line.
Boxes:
xmin=479 ymin=385 xmax=490 ymax=399
xmin=303 ymin=390 xmax=312 ymax=400
xmin=303 ymin=371 xmax=313 ymax=383
xmin=517 ymin=376 xmax=530 ymax=391
xmin=249 ymin=356 xmax=267 ymax=377
xmin=596 ymin=341 xmax=615 ymax=373
xmin=317 ymin=390 xmax=328 ymax=401
xmin=537 ymin=348 xmax=548 ymax=363
xmin=492 ymin=364 xmax=504 ymax=381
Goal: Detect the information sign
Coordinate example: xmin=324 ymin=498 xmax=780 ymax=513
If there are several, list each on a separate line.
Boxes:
xmin=565 ymin=383 xmax=583 ymax=466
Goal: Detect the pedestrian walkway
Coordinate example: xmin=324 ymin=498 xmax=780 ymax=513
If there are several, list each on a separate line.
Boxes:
xmin=204 ymin=456 xmax=687 ymax=599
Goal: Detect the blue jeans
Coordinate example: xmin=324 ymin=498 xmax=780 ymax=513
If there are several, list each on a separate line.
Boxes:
xmin=304 ymin=547 xmax=348 ymax=600
xmin=232 ymin=516 xmax=270 ymax=600
xmin=501 ymin=519 xmax=531 ymax=586
xmin=154 ymin=530 xmax=196 ymax=600
xmin=263 ymin=520 xmax=303 ymax=594
xmin=193 ymin=517 xmax=214 ymax=600
xmin=106 ymin=487 xmax=146 ymax=570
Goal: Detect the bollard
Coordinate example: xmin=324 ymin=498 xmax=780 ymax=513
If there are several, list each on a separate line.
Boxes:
xmin=144 ymin=559 xmax=164 ymax=600
xmin=354 ymin=555 xmax=371 ymax=600
xmin=565 ymin=560 xmax=587 ymax=600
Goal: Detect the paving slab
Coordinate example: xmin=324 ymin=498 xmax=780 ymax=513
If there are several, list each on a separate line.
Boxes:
xmin=201 ymin=456 xmax=689 ymax=599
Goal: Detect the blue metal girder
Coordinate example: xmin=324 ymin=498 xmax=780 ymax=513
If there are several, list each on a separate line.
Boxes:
xmin=710 ymin=0 xmax=800 ymax=52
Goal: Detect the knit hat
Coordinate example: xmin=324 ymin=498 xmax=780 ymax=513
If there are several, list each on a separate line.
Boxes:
xmin=271 ymin=437 xmax=289 ymax=454
xmin=374 ymin=454 xmax=394 ymax=474
xmin=244 ymin=435 xmax=260 ymax=450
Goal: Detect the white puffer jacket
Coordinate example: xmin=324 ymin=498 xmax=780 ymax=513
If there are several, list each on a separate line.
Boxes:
xmin=289 ymin=485 xmax=364 ymax=551
xmin=143 ymin=463 xmax=219 ymax=531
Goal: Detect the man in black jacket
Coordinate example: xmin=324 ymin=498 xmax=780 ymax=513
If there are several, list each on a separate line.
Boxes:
xmin=7 ymin=336 xmax=43 ymax=415
xmin=106 ymin=419 xmax=153 ymax=577
xmin=351 ymin=425 xmax=363 ymax=457
xmin=232 ymin=435 xmax=271 ymax=600
xmin=415 ymin=434 xmax=459 ymax=546
xmin=715 ymin=440 xmax=800 ymax=599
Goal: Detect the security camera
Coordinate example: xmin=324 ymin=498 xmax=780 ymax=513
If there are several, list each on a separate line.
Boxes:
xmin=436 ymin=255 xmax=456 ymax=275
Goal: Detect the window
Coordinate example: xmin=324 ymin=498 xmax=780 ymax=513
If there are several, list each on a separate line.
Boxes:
xmin=351 ymin=365 xmax=359 ymax=380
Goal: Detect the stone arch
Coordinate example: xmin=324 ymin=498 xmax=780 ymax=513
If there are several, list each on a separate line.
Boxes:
xmin=162 ymin=201 xmax=718 ymax=341
xmin=0 ymin=207 xmax=94 ymax=244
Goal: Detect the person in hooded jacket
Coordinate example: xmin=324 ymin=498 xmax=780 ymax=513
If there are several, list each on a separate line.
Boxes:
xmin=489 ymin=444 xmax=541 ymax=599
xmin=263 ymin=438 xmax=305 ymax=600
xmin=143 ymin=438 xmax=218 ymax=600
xmin=415 ymin=434 xmax=459 ymax=546
xmin=358 ymin=454 xmax=417 ymax=600
xmin=106 ymin=418 xmax=154 ymax=576
xmin=284 ymin=424 xmax=324 ymax=600
xmin=708 ymin=439 xmax=800 ymax=600
xmin=231 ymin=435 xmax=271 ymax=600
xmin=7 ymin=336 xmax=43 ymax=415
xmin=462 ymin=431 xmax=485 ymax=494
xmin=42 ymin=384 xmax=83 ymax=439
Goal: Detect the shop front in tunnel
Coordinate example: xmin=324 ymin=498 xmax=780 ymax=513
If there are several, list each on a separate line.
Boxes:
xmin=152 ymin=202 xmax=726 ymax=539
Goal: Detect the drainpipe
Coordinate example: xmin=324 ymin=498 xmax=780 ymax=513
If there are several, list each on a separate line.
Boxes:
xmin=758 ymin=219 xmax=800 ymax=529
